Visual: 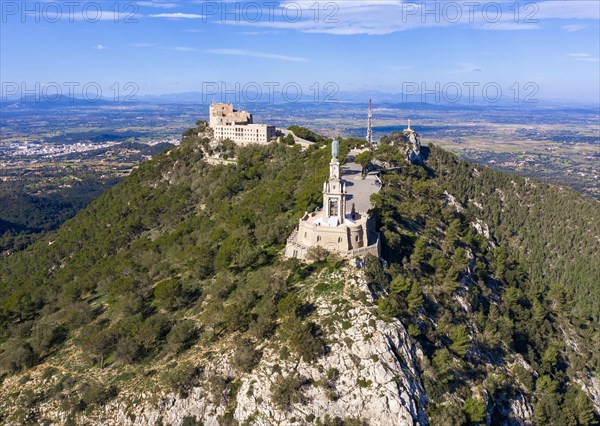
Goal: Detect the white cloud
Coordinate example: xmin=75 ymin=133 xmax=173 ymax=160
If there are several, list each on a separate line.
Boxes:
xmin=130 ymin=43 xmax=156 ymax=48
xmin=215 ymin=0 xmax=598 ymax=36
xmin=71 ymin=11 xmax=122 ymax=21
xmin=562 ymin=24 xmax=587 ymax=32
xmin=150 ymin=12 xmax=204 ymax=19
xmin=204 ymin=48 xmax=308 ymax=62
xmin=95 ymin=44 xmax=108 ymax=50
xmin=536 ymin=1 xmax=600 ymax=20
xmin=568 ymin=53 xmax=599 ymax=62
xmin=136 ymin=1 xmax=178 ymax=8
xmin=241 ymin=30 xmax=281 ymax=36
xmin=447 ymin=62 xmax=483 ymax=73
xmin=171 ymin=46 xmax=198 ymax=52
xmin=477 ymin=22 xmax=541 ymax=31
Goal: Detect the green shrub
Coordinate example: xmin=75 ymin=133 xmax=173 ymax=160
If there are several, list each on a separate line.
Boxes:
xmin=463 ymin=397 xmax=486 ymax=423
xmin=271 ymin=373 xmax=305 ymax=409
xmin=80 ymin=382 xmax=118 ymax=409
xmin=0 ymin=339 xmax=36 ymax=373
xmin=376 ymin=297 xmax=399 ymax=321
xmin=279 ymin=315 xmax=324 ymax=362
xmin=356 ymin=378 xmax=371 ymax=388
xmin=166 ymin=319 xmax=197 ymax=353
xmin=162 ymin=362 xmax=198 ymax=396
xmin=232 ymin=339 xmax=261 ymax=373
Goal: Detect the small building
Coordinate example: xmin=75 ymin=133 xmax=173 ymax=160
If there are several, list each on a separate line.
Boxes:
xmin=285 ymin=140 xmax=380 ymax=260
xmin=208 ymin=103 xmax=276 ymax=145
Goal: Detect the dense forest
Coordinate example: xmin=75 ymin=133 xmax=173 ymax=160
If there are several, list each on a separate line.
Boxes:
xmin=0 ymin=141 xmax=172 ymax=254
xmin=427 ymin=147 xmax=600 ymax=321
xmin=0 ymin=178 xmax=116 ymax=254
xmin=0 ymin=124 xmax=598 ymax=424
xmin=368 ymin=143 xmax=599 ymax=424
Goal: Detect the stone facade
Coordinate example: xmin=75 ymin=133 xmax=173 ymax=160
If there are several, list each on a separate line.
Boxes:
xmin=208 ymin=103 xmax=276 ymax=145
xmin=211 ymin=123 xmax=276 ymax=145
xmin=285 ymin=140 xmax=380 ymax=260
xmin=209 ymin=102 xmax=252 ymax=126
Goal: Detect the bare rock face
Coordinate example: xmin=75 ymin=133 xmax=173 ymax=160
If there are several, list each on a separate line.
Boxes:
xmin=575 ymin=372 xmax=600 ymax=415
xmin=403 ymin=130 xmax=422 ymax=165
xmin=507 ymin=394 xmax=534 ymax=426
xmin=94 ymin=274 xmax=428 ymax=426
xmin=233 ymin=304 xmax=427 ymax=425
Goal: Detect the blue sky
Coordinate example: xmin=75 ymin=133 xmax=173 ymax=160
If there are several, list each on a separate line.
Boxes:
xmin=1 ymin=0 xmax=599 ymax=103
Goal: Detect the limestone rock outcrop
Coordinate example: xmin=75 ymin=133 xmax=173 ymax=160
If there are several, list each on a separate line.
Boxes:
xmin=92 ymin=273 xmax=427 ymax=425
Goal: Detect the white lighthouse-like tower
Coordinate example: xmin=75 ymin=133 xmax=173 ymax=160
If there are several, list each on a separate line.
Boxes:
xmin=323 ymin=140 xmax=346 ymax=226
xmin=284 ymin=140 xmax=380 ymax=260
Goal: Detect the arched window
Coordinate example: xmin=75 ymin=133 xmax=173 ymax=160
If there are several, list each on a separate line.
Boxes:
xmin=356 ymin=235 xmax=359 ymax=242
xmin=338 ymin=237 xmax=342 ymax=243
xmin=329 ymin=199 xmax=339 ymax=216
xmin=317 ymin=235 xmax=321 ymax=242
xmin=304 ymin=232 xmax=307 ymax=238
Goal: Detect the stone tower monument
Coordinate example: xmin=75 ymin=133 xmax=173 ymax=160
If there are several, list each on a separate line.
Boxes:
xmin=284 ymin=140 xmax=380 ymax=260
xmin=323 ymin=139 xmax=346 ymax=226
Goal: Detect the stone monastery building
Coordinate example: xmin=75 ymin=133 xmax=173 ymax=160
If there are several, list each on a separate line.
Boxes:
xmin=208 ymin=103 xmax=276 ymax=145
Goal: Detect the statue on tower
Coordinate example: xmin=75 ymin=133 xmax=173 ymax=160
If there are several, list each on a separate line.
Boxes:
xmin=332 ymin=139 xmax=339 ymax=160
xmin=329 ymin=139 xmax=341 ymax=180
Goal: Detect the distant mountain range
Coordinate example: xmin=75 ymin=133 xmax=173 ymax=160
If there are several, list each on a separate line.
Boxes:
xmin=2 ymin=91 xmax=599 ymax=109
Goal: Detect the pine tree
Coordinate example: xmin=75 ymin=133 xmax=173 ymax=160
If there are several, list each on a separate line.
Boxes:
xmin=463 ymin=397 xmax=486 ymax=423
xmin=443 ymin=218 xmax=463 ymax=253
xmin=449 ymin=324 xmax=471 ymax=357
xmin=532 ymin=301 xmax=546 ymax=324
xmin=410 ymin=237 xmax=428 ymax=268
xmin=377 ymin=297 xmax=400 ymax=321
xmin=407 ymin=282 xmax=424 ymax=315
xmin=389 ymin=276 xmax=411 ymax=295
xmin=431 ymin=348 xmax=453 ymax=385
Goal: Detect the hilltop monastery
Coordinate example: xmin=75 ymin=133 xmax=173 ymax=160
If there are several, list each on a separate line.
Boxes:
xmin=208 ymin=103 xmax=276 ymax=145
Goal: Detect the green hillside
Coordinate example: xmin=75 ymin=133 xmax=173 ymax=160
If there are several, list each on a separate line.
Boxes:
xmin=0 ymin=124 xmax=598 ymax=425
xmin=428 ymin=146 xmax=600 ymax=321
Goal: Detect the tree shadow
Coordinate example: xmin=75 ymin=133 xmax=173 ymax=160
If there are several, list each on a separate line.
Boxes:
xmin=298 ymin=302 xmax=316 ymax=319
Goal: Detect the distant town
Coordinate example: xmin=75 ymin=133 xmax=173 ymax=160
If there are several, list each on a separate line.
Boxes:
xmin=1 ymin=100 xmax=598 ymax=199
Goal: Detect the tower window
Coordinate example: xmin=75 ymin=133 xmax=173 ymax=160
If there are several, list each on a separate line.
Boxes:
xmin=329 ymin=199 xmax=339 ymax=216
xmin=338 ymin=237 xmax=342 ymax=243
xmin=317 ymin=235 xmax=322 ymax=242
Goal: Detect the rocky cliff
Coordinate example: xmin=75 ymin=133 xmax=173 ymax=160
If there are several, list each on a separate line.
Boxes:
xmin=89 ymin=270 xmax=427 ymax=425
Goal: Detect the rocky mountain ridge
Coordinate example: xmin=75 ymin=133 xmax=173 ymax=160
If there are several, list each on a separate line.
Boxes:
xmin=1 ymin=125 xmax=598 ymax=425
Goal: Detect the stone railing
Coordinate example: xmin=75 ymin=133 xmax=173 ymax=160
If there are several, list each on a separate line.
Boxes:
xmin=287 ymin=228 xmax=299 ymax=243
xmin=349 ymin=244 xmax=379 ymax=257
xmin=349 ymin=235 xmax=380 ymax=257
